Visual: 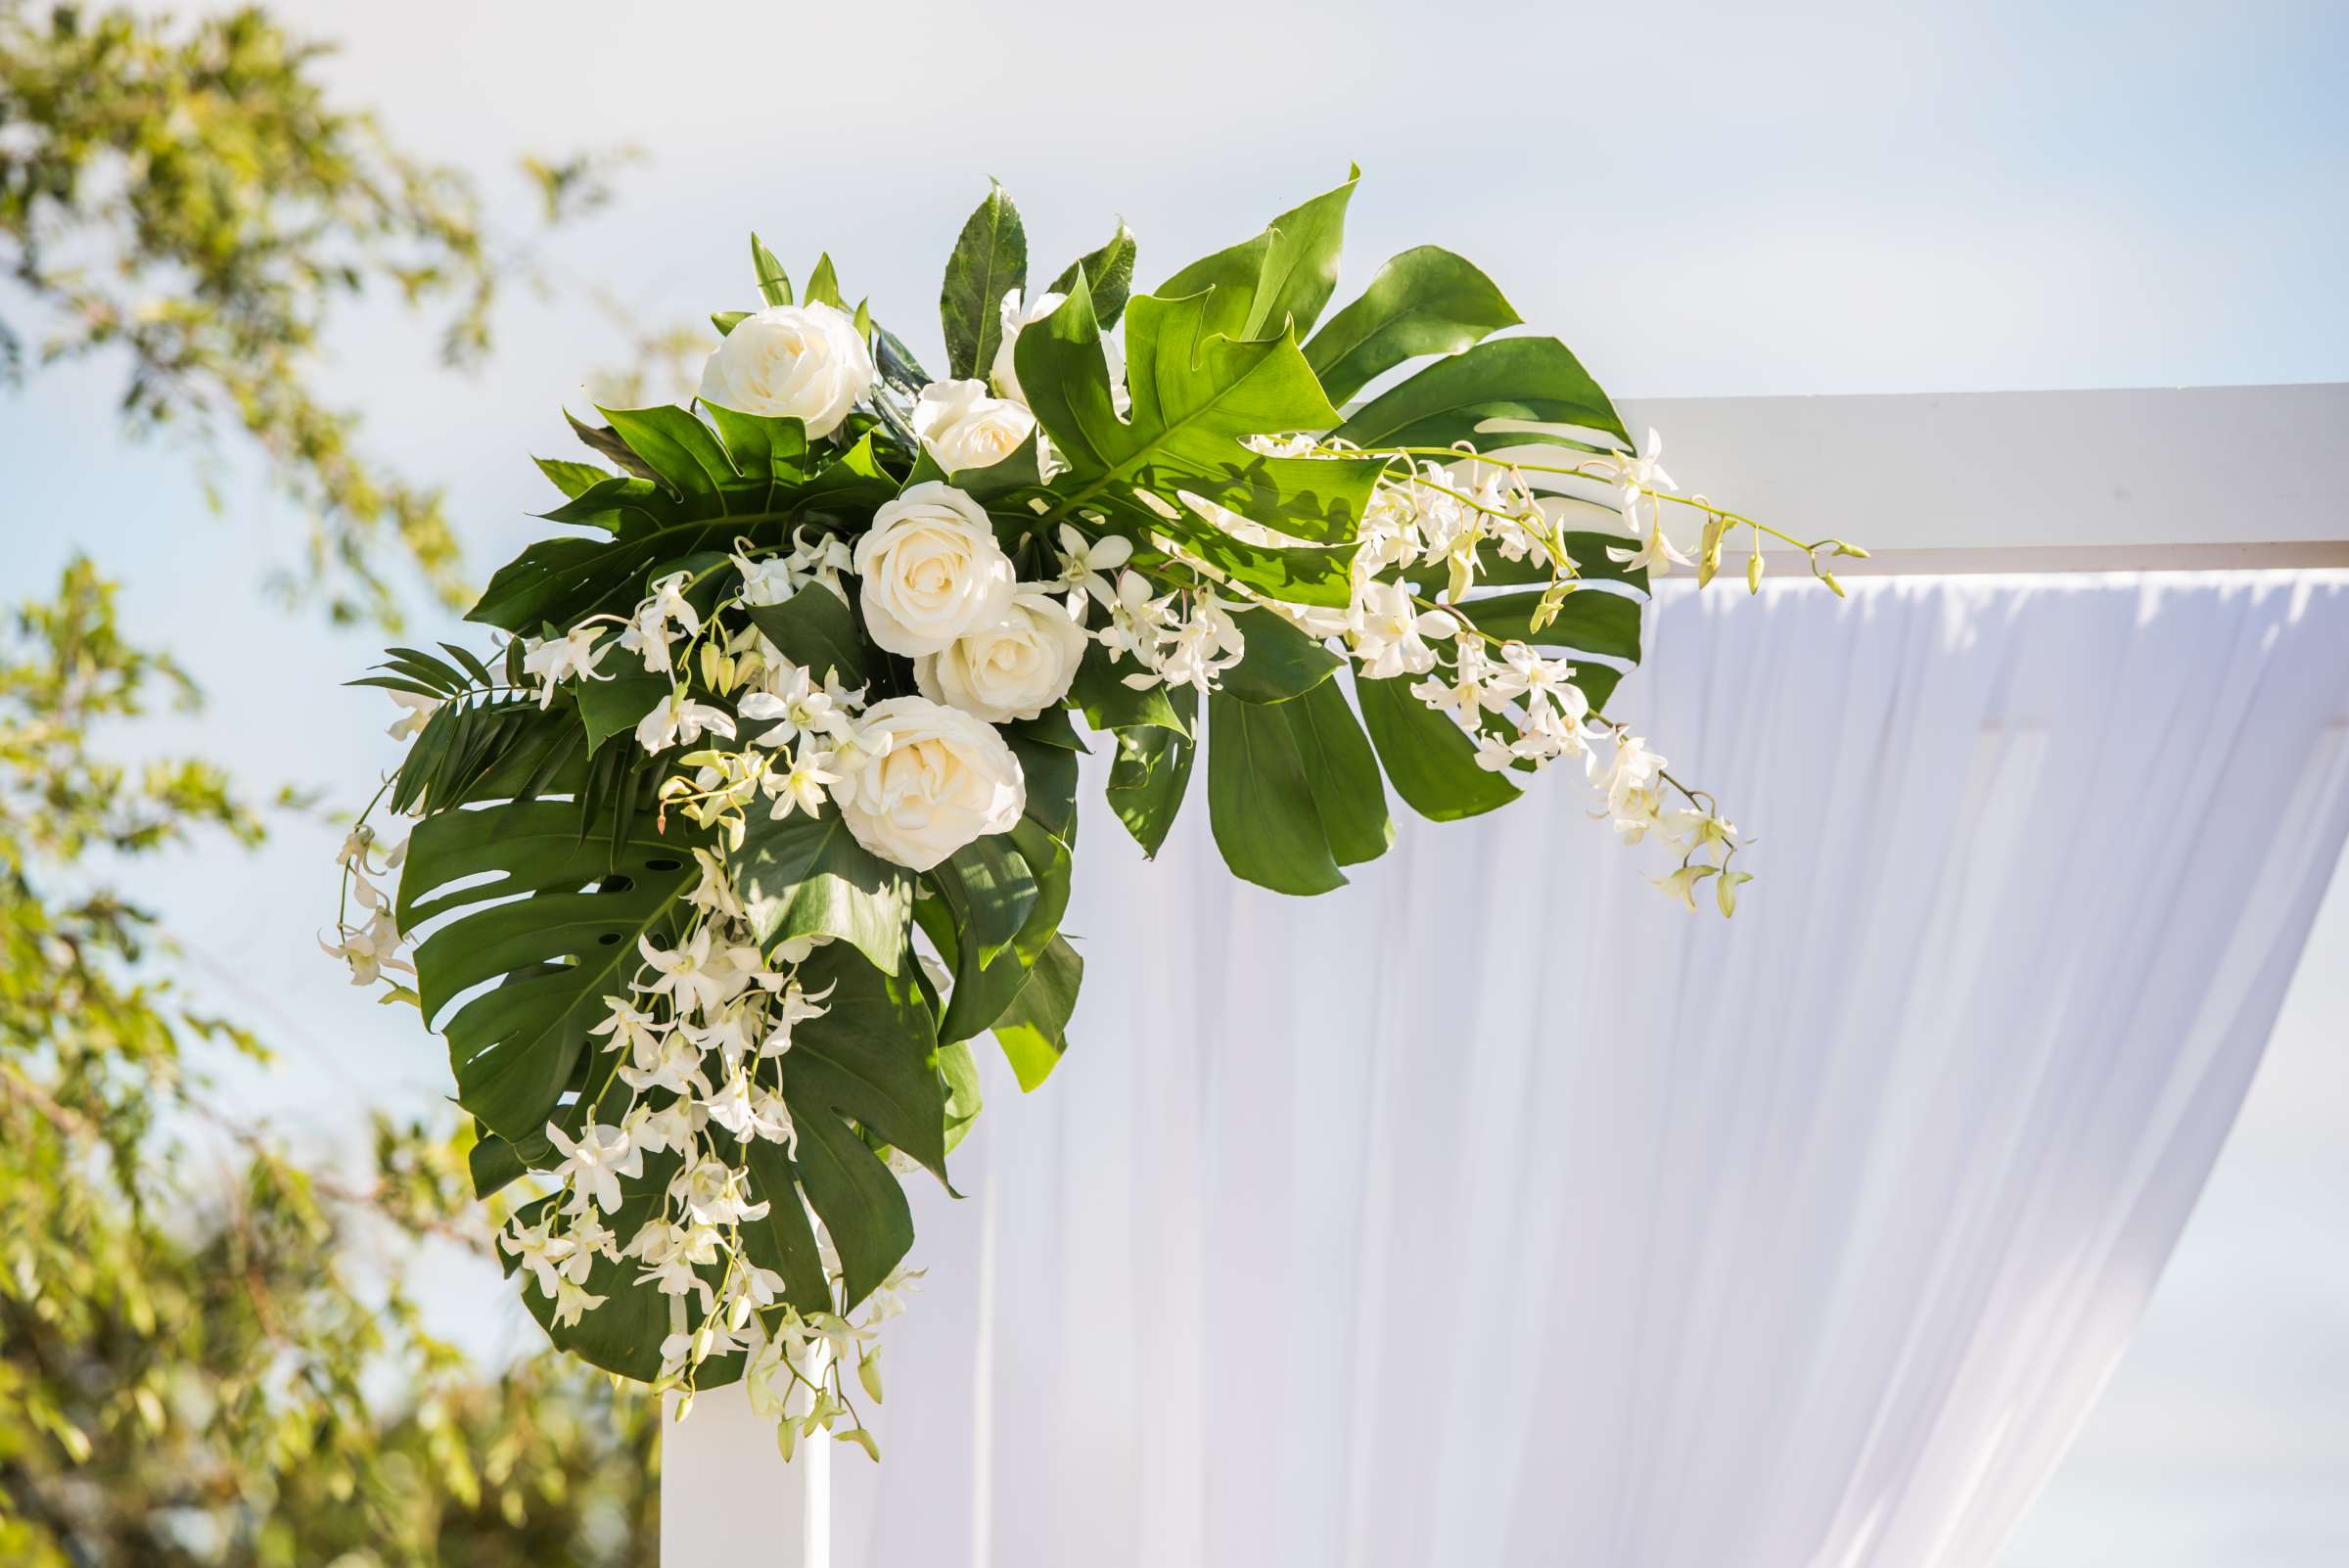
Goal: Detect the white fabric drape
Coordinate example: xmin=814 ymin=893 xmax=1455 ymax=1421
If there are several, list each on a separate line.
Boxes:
xmin=665 ymin=571 xmax=2349 ymax=1568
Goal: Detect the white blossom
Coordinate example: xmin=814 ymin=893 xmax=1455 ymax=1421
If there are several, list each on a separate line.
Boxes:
xmin=547 ymin=1119 xmax=642 ymax=1216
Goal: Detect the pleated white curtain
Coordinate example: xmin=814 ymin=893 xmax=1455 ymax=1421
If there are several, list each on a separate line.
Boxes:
xmin=665 ymin=571 xmax=2349 ymax=1568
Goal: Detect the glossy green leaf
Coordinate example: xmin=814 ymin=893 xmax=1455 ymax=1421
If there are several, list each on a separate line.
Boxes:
xmin=1333 ymin=336 xmax=1631 ymax=453
xmin=399 ymin=799 xmax=702 ymax=1143
xmin=1305 ymin=246 xmax=1522 ymax=405
xmin=1206 ymin=692 xmax=1346 ymax=896
xmin=992 ymin=933 xmax=1082 ymax=1091
xmin=1048 ymin=218 xmax=1137 ymax=329
xmin=701 ymin=404 xmax=810 ymax=484
xmin=805 ymin=253 xmax=844 ymax=310
xmin=1068 ymin=640 xmax=1188 ymax=735
xmin=744 ymin=585 xmax=870 ymax=688
xmin=534 ymin=456 xmax=612 ymax=500
xmin=941 ymin=181 xmax=1027 ymax=381
xmin=1017 ymin=273 xmax=1382 ymax=575
xmin=751 ymin=233 xmax=792 ymax=305
xmin=1158 ymin=168 xmax=1358 ymax=343
xmin=1461 ymin=585 xmax=1644 ymax=659
xmin=1105 ymin=718 xmax=1194 ymax=857
xmin=1356 ymin=673 xmax=1520 ymax=821
xmin=1221 ymin=607 xmax=1341 ymax=704
xmin=782 ymin=944 xmax=946 ymax=1182
xmin=727 ymin=804 xmax=913 ymax=977
xmin=787 ymin=1097 xmax=914 ymax=1309
xmin=598 ymin=404 xmax=738 ymax=496
xmin=576 ymin=669 xmax=666 ymax=754
xmin=740 ymin=1139 xmax=835 ymax=1314
xmin=1281 ymin=679 xmax=1391 ymax=865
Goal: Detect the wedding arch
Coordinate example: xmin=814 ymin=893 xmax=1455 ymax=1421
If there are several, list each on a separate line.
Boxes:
xmin=320 ymin=174 xmax=2349 ymax=1566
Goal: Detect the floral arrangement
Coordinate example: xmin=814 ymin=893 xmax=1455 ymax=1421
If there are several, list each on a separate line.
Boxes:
xmin=325 ymin=173 xmax=1857 ymax=1457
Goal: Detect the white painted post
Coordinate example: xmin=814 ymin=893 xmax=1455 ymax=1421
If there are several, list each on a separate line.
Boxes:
xmin=660 ymin=1373 xmax=828 ymax=1565
xmin=801 ymin=1340 xmax=832 ymax=1568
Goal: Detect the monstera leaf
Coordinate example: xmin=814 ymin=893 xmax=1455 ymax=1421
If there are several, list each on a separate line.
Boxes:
xmin=497 ymin=942 xmax=947 ymax=1380
xmin=399 ymin=797 xmax=703 ymax=1146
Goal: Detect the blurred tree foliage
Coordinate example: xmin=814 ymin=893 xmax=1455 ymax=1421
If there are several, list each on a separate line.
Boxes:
xmin=0 ymin=561 xmax=661 ymax=1564
xmin=0 ymin=4 xmax=664 ymax=1560
xmin=0 ymin=1 xmax=624 ymax=628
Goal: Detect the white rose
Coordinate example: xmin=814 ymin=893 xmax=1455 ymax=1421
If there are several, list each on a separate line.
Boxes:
xmin=852 ymin=482 xmax=1017 ymax=657
xmin=911 ymin=379 xmax=1036 ymax=473
xmin=834 ymin=696 xmax=1026 ymax=871
xmin=698 ymin=303 xmax=875 ymax=438
xmin=915 ymin=586 xmax=1087 ymax=723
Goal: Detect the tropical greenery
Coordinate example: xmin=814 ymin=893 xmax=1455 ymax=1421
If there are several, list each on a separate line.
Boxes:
xmin=329 ymin=172 xmax=1857 ymax=1459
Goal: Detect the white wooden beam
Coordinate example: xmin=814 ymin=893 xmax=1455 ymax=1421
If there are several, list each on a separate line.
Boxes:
xmin=1616 ymin=384 xmax=2349 ymax=570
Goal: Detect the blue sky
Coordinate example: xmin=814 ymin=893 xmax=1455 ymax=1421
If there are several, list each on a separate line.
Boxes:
xmin=3 ymin=0 xmax=2345 ymax=1556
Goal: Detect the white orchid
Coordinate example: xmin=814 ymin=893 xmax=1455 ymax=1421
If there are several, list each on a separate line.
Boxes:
xmin=1590 ymin=426 xmax=1677 ymax=533
xmin=385 ymin=689 xmax=439 ymax=741
xmin=1053 ymin=524 xmax=1132 ymax=619
xmin=1607 ymin=523 xmax=1694 ymax=576
xmin=523 ymin=625 xmax=612 ymax=706
xmin=547 ymin=1119 xmax=642 ymax=1215
xmin=1347 ymin=580 xmax=1454 ymax=681
xmin=635 ymin=930 xmax=737 ymax=1016
xmin=764 ymin=748 xmax=841 ymax=821
xmin=738 ymin=660 xmax=851 ymax=748
xmin=635 ymin=693 xmax=736 ymax=756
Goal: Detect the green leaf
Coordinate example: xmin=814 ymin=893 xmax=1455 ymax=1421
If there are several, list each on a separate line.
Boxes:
xmin=1007 ymin=703 xmax=1085 ymax=753
xmin=943 ymin=426 xmax=1046 ymax=501
xmin=1016 ymin=274 xmax=1382 ymax=570
xmin=399 ymin=800 xmax=702 ymax=1143
xmin=939 ymin=1039 xmax=984 ymax=1154
xmin=787 ymin=1102 xmax=914 ymax=1310
xmin=932 ymin=818 xmax=1069 ymax=1045
xmin=992 ymin=934 xmax=1082 ymax=1091
xmin=713 ymin=309 xmax=750 ymax=336
xmin=727 ymin=804 xmax=913 ymax=977
xmin=1221 ymin=607 xmax=1341 ymax=704
xmin=1105 ymin=719 xmax=1194 ymax=857
xmin=805 ymin=253 xmax=844 ymax=310
xmin=701 ymin=404 xmax=810 ymax=484
xmin=566 ymin=411 xmax=659 ymax=481
xmin=598 ymin=404 xmax=737 ymax=497
xmin=534 ymin=456 xmax=613 ymax=500
xmin=1048 ymin=219 xmax=1137 ymax=329
xmin=1158 ymin=168 xmax=1359 ymax=343
xmin=576 ymin=669 xmax=666 ymax=754
xmin=934 ymin=837 xmax=1038 ymax=968
xmin=752 ymin=233 xmax=792 ymax=305
xmin=513 ymin=1157 xmax=693 ymax=1382
xmin=1206 ymin=692 xmax=1346 ymax=896
xmin=744 ymin=585 xmax=871 ymax=688
xmin=1068 ymin=640 xmax=1188 ymax=735
xmin=1281 ymin=679 xmax=1391 ymax=865
xmin=1356 ymin=674 xmax=1520 ymax=821
xmin=941 ymin=181 xmax=1027 ymax=382
xmin=1332 ymin=336 xmax=1631 ymax=453
xmin=739 ymin=1139 xmax=835 ymax=1314
xmin=1462 ymin=586 xmax=1643 ymax=660
xmin=468 ymin=1130 xmax=526 ymax=1199
xmin=1304 ymin=246 xmax=1522 ymax=405
xmin=783 ymin=944 xmax=946 ymax=1182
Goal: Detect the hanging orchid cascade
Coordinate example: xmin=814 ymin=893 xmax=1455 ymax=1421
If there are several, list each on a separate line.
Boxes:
xmin=323 ymin=173 xmax=1859 ymax=1459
